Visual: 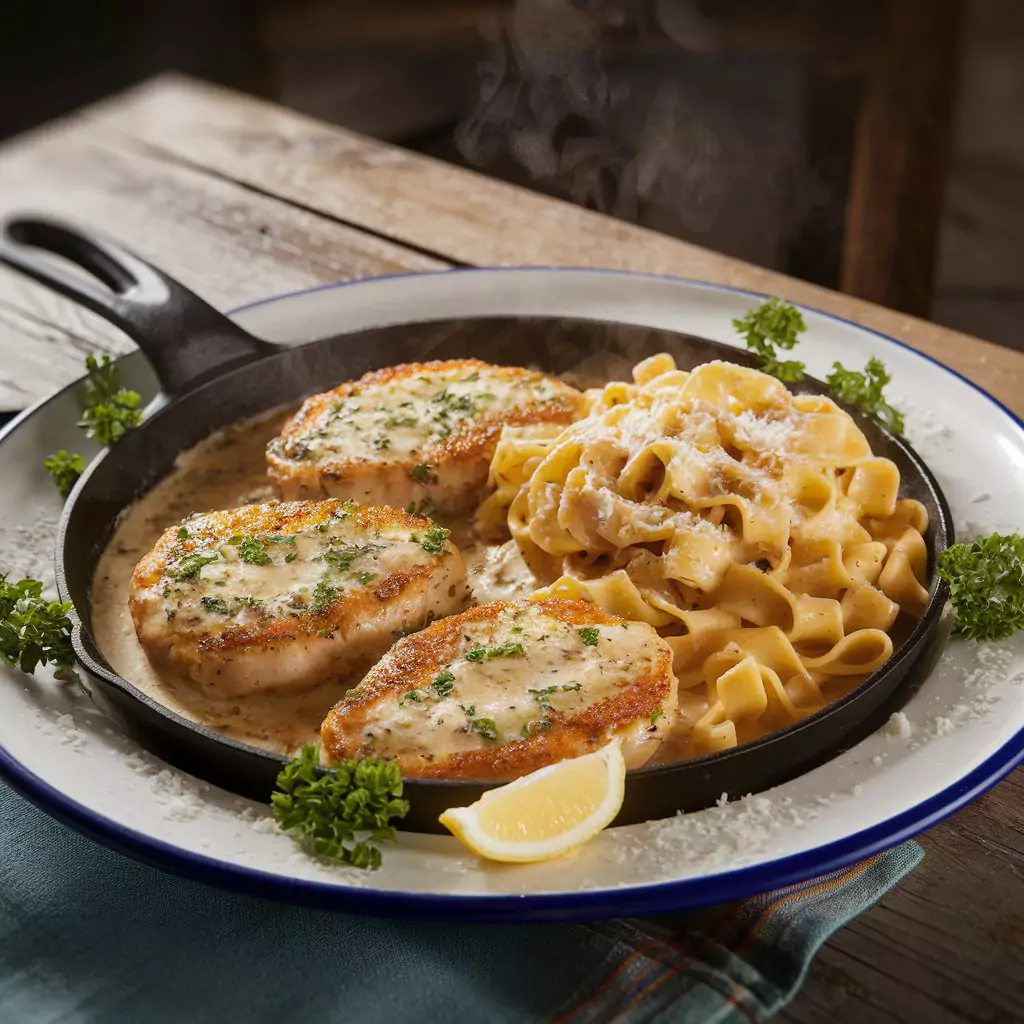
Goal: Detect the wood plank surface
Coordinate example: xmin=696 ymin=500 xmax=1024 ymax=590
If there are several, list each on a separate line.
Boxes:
xmin=0 ymin=113 xmax=445 ymax=408
xmin=80 ymin=74 xmax=1024 ymax=418
xmin=0 ymin=75 xmax=1020 ymax=1024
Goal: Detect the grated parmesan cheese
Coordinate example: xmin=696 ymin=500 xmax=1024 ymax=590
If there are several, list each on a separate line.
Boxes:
xmin=883 ymin=712 xmax=913 ymax=739
xmin=730 ymin=409 xmax=797 ymax=453
xmin=152 ymin=770 xmax=204 ymax=822
xmin=609 ymin=792 xmax=823 ymax=877
xmin=0 ymin=511 xmax=62 ymax=595
xmin=33 ymin=710 xmax=88 ymax=750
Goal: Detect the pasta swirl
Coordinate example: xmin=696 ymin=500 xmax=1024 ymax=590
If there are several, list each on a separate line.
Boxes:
xmin=483 ymin=356 xmax=930 ymax=757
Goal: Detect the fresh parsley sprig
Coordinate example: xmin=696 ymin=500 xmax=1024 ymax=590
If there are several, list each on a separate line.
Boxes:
xmin=937 ymin=533 xmax=1024 ymax=642
xmin=0 ymin=574 xmax=75 ymax=675
xmin=271 ymin=743 xmax=409 ymax=870
xmin=43 ymin=451 xmax=85 ymax=498
xmin=732 ymin=298 xmax=806 ymax=383
xmin=732 ymin=298 xmax=905 ymax=433
xmin=79 ymin=353 xmax=143 ymax=446
xmin=45 ymin=353 xmax=143 ymax=497
xmin=826 ymin=357 xmax=904 ymax=435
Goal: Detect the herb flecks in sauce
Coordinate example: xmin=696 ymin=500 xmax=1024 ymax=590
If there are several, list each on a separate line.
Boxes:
xmin=167 ymin=552 xmax=219 ymax=582
xmin=419 ymin=522 xmax=450 ymax=556
xmin=464 ymin=641 xmax=524 ymax=663
xmin=235 ymin=536 xmax=272 ymax=566
xmin=310 ymin=573 xmax=338 ymax=616
xmin=409 ymin=463 xmax=435 ymax=485
xmin=431 ymin=669 xmax=455 ymax=697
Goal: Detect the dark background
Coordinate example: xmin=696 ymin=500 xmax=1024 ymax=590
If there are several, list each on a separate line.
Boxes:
xmin=2 ymin=0 xmax=1021 ymax=350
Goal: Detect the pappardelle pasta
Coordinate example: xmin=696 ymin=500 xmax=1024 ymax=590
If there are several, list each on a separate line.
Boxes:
xmin=477 ymin=355 xmax=931 ymax=758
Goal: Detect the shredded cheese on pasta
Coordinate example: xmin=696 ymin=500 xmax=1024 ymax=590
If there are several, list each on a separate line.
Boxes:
xmin=478 ymin=356 xmax=930 ymax=757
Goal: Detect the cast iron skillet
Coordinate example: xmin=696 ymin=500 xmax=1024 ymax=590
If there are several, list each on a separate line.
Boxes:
xmin=0 ymin=214 xmax=953 ymax=834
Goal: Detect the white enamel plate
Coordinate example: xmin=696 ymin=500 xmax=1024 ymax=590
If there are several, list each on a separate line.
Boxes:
xmin=1 ymin=269 xmax=1022 ymax=923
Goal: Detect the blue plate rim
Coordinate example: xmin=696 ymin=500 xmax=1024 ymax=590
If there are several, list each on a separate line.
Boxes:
xmin=0 ymin=266 xmax=1021 ymax=922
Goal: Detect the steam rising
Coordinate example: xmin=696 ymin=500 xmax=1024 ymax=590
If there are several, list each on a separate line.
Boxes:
xmin=457 ymin=0 xmax=817 ymax=269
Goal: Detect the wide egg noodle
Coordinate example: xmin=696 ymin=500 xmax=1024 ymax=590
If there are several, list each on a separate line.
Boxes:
xmin=486 ymin=354 xmax=931 ymax=760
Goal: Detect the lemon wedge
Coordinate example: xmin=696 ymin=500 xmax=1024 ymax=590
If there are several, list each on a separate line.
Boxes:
xmin=438 ymin=739 xmax=626 ymax=863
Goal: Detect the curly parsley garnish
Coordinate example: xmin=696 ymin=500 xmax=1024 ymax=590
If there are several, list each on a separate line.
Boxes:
xmin=44 ymin=353 xmax=143 ymax=497
xmin=826 ymin=357 xmax=905 ymax=435
xmin=44 ymin=450 xmax=85 ymax=497
xmin=733 ymin=298 xmax=906 ymax=433
xmin=937 ymin=532 xmax=1024 ymax=642
xmin=79 ymin=353 xmax=143 ymax=446
xmin=577 ymin=626 xmax=601 ymax=646
xmin=271 ymin=744 xmax=408 ymax=870
xmin=732 ymin=298 xmax=806 ymax=383
xmin=200 ymin=595 xmax=229 ymax=614
xmin=0 ymin=575 xmax=74 ymax=675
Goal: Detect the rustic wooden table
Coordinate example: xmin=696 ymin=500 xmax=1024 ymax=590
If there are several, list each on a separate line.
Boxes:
xmin=0 ymin=76 xmax=1020 ymax=1022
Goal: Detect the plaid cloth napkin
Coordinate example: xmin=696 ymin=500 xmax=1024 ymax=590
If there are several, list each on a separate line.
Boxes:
xmin=0 ymin=778 xmax=920 ymax=1024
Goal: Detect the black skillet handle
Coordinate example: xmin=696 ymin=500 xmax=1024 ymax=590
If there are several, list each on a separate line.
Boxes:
xmin=0 ymin=214 xmax=277 ymax=398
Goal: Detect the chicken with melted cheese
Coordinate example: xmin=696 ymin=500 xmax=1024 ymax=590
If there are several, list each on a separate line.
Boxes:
xmin=129 ymin=499 xmax=468 ymax=698
xmin=320 ymin=598 xmax=678 ymax=780
xmin=266 ymin=359 xmax=585 ymax=515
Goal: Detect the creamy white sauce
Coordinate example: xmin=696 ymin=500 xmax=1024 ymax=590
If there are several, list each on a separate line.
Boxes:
xmin=461 ymin=537 xmax=538 ymax=605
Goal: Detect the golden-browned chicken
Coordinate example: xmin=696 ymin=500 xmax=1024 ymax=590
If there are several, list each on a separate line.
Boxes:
xmin=129 ymin=500 xmax=468 ymax=698
xmin=321 ymin=597 xmax=678 ymax=780
xmin=266 ymin=359 xmax=585 ymax=515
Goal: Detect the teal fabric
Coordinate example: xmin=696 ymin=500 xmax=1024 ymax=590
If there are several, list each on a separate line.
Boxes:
xmin=0 ymin=779 xmax=921 ymax=1024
